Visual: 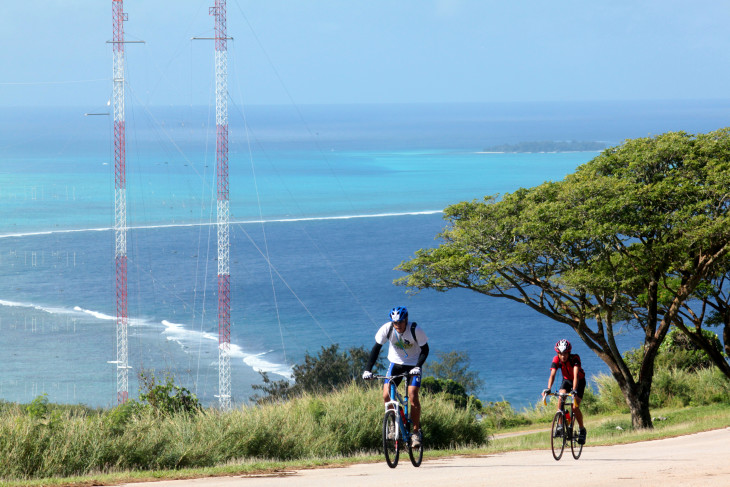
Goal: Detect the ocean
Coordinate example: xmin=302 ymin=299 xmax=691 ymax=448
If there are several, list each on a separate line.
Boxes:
xmin=1 ymin=100 xmax=729 ymax=409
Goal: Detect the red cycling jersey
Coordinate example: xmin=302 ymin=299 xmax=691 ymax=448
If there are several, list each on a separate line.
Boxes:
xmin=551 ymin=354 xmax=586 ymax=381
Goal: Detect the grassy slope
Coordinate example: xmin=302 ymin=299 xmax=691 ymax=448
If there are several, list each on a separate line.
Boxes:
xmin=5 ymin=403 xmax=729 ymax=487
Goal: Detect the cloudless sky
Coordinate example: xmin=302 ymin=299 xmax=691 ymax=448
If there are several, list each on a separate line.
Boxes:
xmin=1 ymin=0 xmax=729 ymax=108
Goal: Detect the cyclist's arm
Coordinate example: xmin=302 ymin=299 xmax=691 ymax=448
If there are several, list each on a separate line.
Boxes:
xmin=365 ymin=343 xmax=383 ymax=372
xmin=572 ymin=364 xmax=580 ymax=391
xmin=416 ymin=343 xmax=429 ymax=368
xmin=546 ymin=367 xmax=557 ymax=393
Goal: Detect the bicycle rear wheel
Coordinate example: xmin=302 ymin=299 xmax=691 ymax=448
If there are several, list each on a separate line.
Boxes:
xmin=408 ymin=428 xmax=423 ymax=467
xmin=383 ymin=410 xmax=399 ymax=468
xmin=570 ymin=409 xmax=583 ymax=459
xmin=550 ymin=411 xmax=566 ymax=460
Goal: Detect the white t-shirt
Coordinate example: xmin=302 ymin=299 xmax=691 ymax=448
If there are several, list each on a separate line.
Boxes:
xmin=374 ymin=321 xmax=429 ymax=366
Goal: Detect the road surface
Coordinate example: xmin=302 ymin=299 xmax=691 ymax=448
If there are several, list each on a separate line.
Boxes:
xmin=121 ymin=427 xmax=730 ymax=487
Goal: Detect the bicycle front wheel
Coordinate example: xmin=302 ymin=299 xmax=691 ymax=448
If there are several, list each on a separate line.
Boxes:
xmin=408 ymin=428 xmax=423 ymax=467
xmin=570 ymin=410 xmax=583 ymax=459
xmin=550 ymin=411 xmax=566 ymax=461
xmin=383 ymin=410 xmax=400 ymax=468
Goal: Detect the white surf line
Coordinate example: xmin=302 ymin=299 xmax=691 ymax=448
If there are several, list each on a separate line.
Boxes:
xmin=0 ymin=210 xmax=444 ymax=239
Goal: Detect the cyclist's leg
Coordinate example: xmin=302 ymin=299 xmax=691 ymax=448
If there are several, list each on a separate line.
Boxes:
xmin=408 ymin=384 xmax=421 ymax=432
xmin=383 ymin=363 xmax=396 ymax=408
xmin=407 ymin=368 xmax=422 ymax=431
xmin=558 ymin=379 xmax=571 ymax=419
xmin=574 ymin=379 xmax=587 ymax=444
xmin=572 ymin=378 xmax=586 ymax=427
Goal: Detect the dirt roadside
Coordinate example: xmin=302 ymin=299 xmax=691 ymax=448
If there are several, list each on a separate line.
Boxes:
xmin=120 ymin=428 xmax=730 ymax=487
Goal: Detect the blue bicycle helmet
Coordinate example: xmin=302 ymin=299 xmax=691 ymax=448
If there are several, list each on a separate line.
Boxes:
xmin=389 ymin=306 xmax=408 ymax=322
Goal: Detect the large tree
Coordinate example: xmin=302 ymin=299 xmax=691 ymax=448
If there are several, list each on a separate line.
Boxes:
xmin=671 ymin=265 xmax=730 ymax=377
xmin=396 ymin=129 xmax=730 ymax=428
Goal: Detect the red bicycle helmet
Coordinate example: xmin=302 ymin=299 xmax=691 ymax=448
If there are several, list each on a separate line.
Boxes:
xmin=555 ymin=339 xmax=571 ymax=354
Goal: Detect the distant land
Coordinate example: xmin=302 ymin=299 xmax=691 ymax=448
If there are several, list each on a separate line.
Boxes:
xmin=483 ymin=140 xmax=609 ymax=153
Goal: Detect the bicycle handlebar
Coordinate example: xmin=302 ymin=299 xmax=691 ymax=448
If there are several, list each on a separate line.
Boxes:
xmin=542 ymin=391 xmax=576 ymax=406
xmin=368 ymin=373 xmax=410 ymax=380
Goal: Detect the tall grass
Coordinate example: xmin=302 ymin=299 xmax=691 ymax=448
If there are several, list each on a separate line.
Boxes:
xmin=586 ymin=367 xmax=730 ymax=413
xmin=481 ymin=366 xmax=730 ymax=430
xmin=0 ymin=383 xmax=486 ymax=481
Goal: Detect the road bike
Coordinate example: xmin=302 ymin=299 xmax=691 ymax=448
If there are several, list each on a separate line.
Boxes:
xmin=369 ymin=373 xmax=423 ymax=468
xmin=543 ymin=391 xmax=583 ymax=460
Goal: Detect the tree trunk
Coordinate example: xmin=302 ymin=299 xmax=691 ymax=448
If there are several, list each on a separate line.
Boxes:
xmin=608 ymin=365 xmax=654 ymax=429
xmin=616 ymin=378 xmax=653 ymax=429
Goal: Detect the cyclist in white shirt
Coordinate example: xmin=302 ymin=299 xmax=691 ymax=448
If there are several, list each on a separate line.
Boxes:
xmin=362 ymin=306 xmax=429 ymax=447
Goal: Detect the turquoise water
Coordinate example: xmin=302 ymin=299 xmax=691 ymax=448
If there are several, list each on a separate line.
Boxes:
xmin=0 ymin=147 xmax=591 ymax=235
xmin=1 ymin=101 xmax=728 ymax=409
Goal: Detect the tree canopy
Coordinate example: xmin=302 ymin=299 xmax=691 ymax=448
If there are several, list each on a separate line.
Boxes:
xmin=396 ymin=129 xmax=730 ymax=428
xmin=251 ymin=344 xmax=377 ymax=403
xmin=427 ymin=350 xmax=484 ymax=395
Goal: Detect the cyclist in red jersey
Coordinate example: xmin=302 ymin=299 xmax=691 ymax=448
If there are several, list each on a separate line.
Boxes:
xmin=542 ymin=339 xmax=587 ymax=444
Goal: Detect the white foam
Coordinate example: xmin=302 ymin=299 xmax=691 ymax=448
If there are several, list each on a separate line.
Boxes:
xmin=73 ymin=306 xmax=115 ymax=321
xmin=161 ymin=320 xmax=292 ymax=379
xmin=243 ymin=350 xmax=294 ymax=379
xmin=1 ymin=299 xmax=93 ymax=318
xmin=0 ymin=300 xmax=293 ymax=379
xmin=0 ymin=210 xmax=444 ymax=239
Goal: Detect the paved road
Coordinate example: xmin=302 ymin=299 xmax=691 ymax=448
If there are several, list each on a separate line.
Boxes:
xmin=121 ymin=428 xmax=730 ymax=487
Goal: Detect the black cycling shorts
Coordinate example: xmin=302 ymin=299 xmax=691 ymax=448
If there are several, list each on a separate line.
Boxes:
xmin=560 ymin=378 xmax=586 ymax=399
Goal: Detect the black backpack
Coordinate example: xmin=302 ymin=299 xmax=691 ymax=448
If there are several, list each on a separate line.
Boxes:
xmin=386 ymin=322 xmax=418 ymax=346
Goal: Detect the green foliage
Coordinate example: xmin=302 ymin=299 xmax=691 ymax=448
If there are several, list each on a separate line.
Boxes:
xmin=25 ymin=393 xmax=63 ymax=429
xmin=293 ymin=344 xmax=372 ymax=393
xmin=657 ymin=328 xmax=724 ymax=372
xmin=623 ymin=328 xmax=725 ymax=377
xmin=428 ymin=350 xmax=484 ymax=395
xmin=104 ymin=401 xmax=139 ymax=435
xmin=396 ymin=128 xmax=730 ymax=428
xmin=421 ymin=376 xmax=466 ymax=396
xmin=252 ymin=344 xmax=381 ymax=403
xmin=582 ymin=365 xmax=730 ymax=415
xmin=649 ymin=367 xmax=730 ymax=408
xmin=136 ymin=371 xmax=202 ymax=416
xmin=26 ymin=393 xmax=51 ymax=420
xmin=480 ymin=401 xmax=531 ymax=429
xmin=421 ymin=376 xmax=483 ymax=412
xmin=0 ymin=383 xmax=487 ymax=480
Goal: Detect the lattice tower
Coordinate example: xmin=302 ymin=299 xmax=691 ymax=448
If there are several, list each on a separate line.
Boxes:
xmin=211 ymin=0 xmax=231 ymax=410
xmin=112 ymin=0 xmax=129 ymax=404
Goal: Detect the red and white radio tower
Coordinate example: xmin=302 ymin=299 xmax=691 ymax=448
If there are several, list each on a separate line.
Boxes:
xmin=211 ymin=0 xmax=231 ymax=410
xmin=112 ymin=0 xmax=130 ymax=404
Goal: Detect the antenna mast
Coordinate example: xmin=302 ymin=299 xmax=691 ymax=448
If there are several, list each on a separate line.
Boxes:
xmin=211 ymin=0 xmax=231 ymax=410
xmin=112 ymin=0 xmax=130 ymax=404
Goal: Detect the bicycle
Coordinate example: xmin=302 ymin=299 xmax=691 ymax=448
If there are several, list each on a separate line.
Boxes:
xmin=369 ymin=373 xmax=423 ymax=468
xmin=543 ymin=391 xmax=583 ymax=460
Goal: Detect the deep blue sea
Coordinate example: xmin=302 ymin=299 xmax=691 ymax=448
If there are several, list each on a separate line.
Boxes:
xmin=1 ymin=100 xmax=729 ymax=409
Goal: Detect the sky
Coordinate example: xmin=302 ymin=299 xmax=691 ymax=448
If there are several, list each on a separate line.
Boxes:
xmin=1 ymin=0 xmax=729 ymax=108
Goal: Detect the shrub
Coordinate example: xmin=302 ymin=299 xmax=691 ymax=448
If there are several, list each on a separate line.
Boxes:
xmin=427 ymin=350 xmax=484 ymax=395
xmin=421 ymin=376 xmax=483 ymax=411
xmin=623 ymin=328 xmax=724 ymax=377
xmin=480 ymin=401 xmax=531 ymax=429
xmin=137 ymin=371 xmax=202 ymax=416
xmin=657 ymin=328 xmax=723 ymax=372
xmin=252 ymin=345 xmax=383 ymax=403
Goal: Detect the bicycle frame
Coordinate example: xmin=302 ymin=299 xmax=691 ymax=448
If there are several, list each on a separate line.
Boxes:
xmin=381 ymin=373 xmax=411 ymax=444
xmin=544 ymin=391 xmax=583 ymax=460
xmin=371 ymin=372 xmax=424 ymax=468
xmin=543 ymin=391 xmax=575 ymax=416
